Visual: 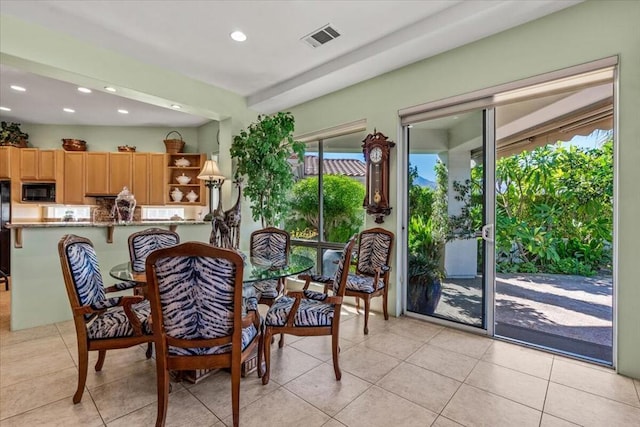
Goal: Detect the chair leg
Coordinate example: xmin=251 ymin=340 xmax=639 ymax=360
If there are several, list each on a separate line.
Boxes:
xmin=256 ymin=326 xmax=264 ymax=378
xmin=95 ymin=349 xmax=106 ymax=371
xmin=331 ymin=329 xmax=342 ymax=381
xmin=146 ymin=342 xmax=153 ymax=359
xmin=73 ymin=344 xmax=89 ymax=404
xmin=382 ymin=289 xmax=389 ymax=321
xmin=155 ymin=348 xmax=169 ymax=427
xmin=262 ymin=328 xmax=272 ymax=385
xmin=231 ymin=361 xmax=241 ymax=427
xmin=355 ymin=296 xmax=361 ymax=313
xmin=278 ymin=333 xmax=285 ymax=348
xmin=363 ymin=297 xmax=371 ymax=335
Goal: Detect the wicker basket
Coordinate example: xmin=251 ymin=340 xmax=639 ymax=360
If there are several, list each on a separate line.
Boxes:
xmin=163 ymin=131 xmax=185 ymax=153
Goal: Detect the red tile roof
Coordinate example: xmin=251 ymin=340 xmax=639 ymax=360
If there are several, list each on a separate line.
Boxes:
xmin=304 ymin=155 xmax=366 ymax=177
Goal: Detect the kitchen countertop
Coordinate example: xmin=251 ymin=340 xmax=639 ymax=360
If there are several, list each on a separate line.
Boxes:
xmin=5 ymin=220 xmax=207 ymax=228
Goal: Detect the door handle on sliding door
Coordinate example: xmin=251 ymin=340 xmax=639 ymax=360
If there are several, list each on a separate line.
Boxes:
xmin=481 ymin=224 xmax=494 ymax=242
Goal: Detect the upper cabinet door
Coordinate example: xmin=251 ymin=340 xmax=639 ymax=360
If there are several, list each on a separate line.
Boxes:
xmin=109 ymin=152 xmax=132 ymax=194
xmin=63 ymin=152 xmax=86 ymax=205
xmin=85 ymin=152 xmax=109 ymax=194
xmin=19 ymin=149 xmax=39 ymax=180
xmin=132 ymin=153 xmax=149 ymax=205
xmin=38 ymin=150 xmax=57 ymax=180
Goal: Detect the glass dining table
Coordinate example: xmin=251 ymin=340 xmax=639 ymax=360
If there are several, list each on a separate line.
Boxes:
xmin=108 ymin=251 xmax=315 ymax=383
xmin=109 ymin=252 xmax=315 ymax=293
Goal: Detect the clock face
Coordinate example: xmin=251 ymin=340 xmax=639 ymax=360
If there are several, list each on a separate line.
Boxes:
xmin=370 ymin=147 xmax=383 ymax=164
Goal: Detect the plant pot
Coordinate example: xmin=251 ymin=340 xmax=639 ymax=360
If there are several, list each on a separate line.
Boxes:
xmin=407 ymin=278 xmax=442 ymax=315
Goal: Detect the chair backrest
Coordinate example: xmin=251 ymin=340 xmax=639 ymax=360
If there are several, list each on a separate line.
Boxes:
xmin=332 ymin=235 xmax=358 ymax=296
xmin=145 ymin=242 xmax=245 ymax=356
xmin=250 ymin=227 xmax=290 ymax=268
xmin=58 ymin=234 xmax=105 ymax=309
xmin=355 ymin=228 xmax=395 ymax=276
xmin=128 ymin=228 xmax=180 ymax=272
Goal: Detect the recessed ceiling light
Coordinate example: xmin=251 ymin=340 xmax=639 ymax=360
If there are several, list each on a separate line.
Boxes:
xmin=77 ymin=87 xmax=92 ymax=93
xmin=170 ymin=104 xmax=182 ymax=109
xmin=117 ymin=109 xmax=129 ymax=114
xmin=230 ymin=31 xmax=247 ymax=42
xmin=63 ymin=108 xmax=75 ymax=113
xmin=104 ymin=86 xmax=116 ymax=92
xmin=0 ymin=107 xmax=11 ymax=112
xmin=10 ymin=85 xmax=26 ymax=92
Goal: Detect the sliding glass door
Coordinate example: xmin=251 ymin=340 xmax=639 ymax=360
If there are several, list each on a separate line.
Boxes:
xmin=406 ymin=109 xmax=495 ymax=331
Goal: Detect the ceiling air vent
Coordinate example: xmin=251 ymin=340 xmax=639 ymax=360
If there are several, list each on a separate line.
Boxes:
xmin=302 ymin=24 xmax=341 ymax=48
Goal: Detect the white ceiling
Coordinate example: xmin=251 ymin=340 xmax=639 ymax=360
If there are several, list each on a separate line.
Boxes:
xmin=0 ymin=0 xmax=581 ymax=127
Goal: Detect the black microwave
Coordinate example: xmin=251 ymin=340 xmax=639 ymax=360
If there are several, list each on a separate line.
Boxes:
xmin=22 ymin=183 xmax=56 ymax=202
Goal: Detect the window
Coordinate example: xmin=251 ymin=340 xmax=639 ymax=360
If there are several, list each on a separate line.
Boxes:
xmin=284 ymin=131 xmax=367 ymax=275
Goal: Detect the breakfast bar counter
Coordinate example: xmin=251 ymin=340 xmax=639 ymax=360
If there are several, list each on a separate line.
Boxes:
xmin=7 ymin=221 xmax=211 ymax=331
xmin=6 ymin=220 xmax=207 ymax=248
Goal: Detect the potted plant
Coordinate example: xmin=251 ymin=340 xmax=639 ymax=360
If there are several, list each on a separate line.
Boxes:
xmin=230 ymin=112 xmax=305 ymax=227
xmin=407 ymin=216 xmax=445 ymax=314
xmin=0 ymin=121 xmax=29 ymax=147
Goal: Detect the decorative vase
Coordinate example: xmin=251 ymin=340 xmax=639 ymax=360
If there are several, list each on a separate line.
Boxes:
xmin=114 ymin=187 xmax=136 ymax=223
xmin=176 ymin=173 xmax=191 ymax=185
xmin=186 ymin=190 xmax=198 ymax=203
xmin=171 ymin=188 xmax=183 ymax=202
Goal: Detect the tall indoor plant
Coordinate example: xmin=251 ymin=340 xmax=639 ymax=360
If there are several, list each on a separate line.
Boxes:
xmin=230 ymin=112 xmax=305 ymax=227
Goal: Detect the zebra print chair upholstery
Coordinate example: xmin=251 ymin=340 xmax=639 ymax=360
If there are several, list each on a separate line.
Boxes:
xmin=345 ymin=228 xmax=394 ymax=334
xmin=262 ymin=235 xmax=357 ymax=385
xmin=250 ymin=227 xmax=290 ymax=306
xmin=58 ymin=234 xmax=153 ymax=405
xmin=128 ymin=228 xmax=180 ymax=273
xmin=145 ymin=242 xmax=263 ymax=427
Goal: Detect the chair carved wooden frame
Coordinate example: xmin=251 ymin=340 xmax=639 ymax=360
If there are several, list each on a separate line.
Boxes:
xmin=346 ymin=228 xmax=394 ymax=334
xmin=58 ymin=234 xmax=153 ymax=404
xmin=145 ymin=242 xmax=263 ymax=427
xmin=262 ymin=235 xmax=357 ymax=385
xmin=250 ymin=227 xmax=290 ymax=306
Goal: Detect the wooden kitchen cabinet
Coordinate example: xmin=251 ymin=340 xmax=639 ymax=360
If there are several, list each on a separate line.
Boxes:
xmin=132 ymin=153 xmax=166 ymax=205
xmin=109 ymin=152 xmax=132 ymax=194
xmin=63 ymin=152 xmax=86 ymax=205
xmin=19 ymin=149 xmax=57 ymax=181
xmin=166 ymin=153 xmax=206 ymax=205
xmin=149 ymin=153 xmax=166 ymax=205
xmin=0 ymin=146 xmax=16 ymax=179
xmin=85 ymin=152 xmax=110 ymax=195
xmin=86 ymin=152 xmax=133 ymax=195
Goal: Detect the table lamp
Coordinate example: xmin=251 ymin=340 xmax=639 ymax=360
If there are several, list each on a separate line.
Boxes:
xmin=197 ymin=156 xmax=226 ymax=221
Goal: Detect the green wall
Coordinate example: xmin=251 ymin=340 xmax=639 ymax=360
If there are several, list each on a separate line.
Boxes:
xmin=288 ymin=0 xmax=640 ymax=378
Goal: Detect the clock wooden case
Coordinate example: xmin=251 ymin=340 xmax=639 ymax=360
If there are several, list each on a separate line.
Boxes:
xmin=362 ymin=131 xmax=395 ymax=223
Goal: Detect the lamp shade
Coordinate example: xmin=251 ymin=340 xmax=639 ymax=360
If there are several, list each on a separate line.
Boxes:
xmin=197 ymin=159 xmax=225 ymax=181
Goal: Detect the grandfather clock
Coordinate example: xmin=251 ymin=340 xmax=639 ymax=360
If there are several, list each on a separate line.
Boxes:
xmin=362 ymin=130 xmax=395 ymax=223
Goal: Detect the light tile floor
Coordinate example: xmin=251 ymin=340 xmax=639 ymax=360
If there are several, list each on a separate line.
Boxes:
xmin=1 ymin=289 xmax=639 ymax=426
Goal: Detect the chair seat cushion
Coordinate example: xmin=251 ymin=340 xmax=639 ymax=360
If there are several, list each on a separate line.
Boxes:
xmin=168 ymin=324 xmax=259 ymax=356
xmin=346 ymin=274 xmax=384 ymax=294
xmin=86 ymin=300 xmax=152 ymax=339
xmin=253 ymin=279 xmax=279 ymax=299
xmin=265 ymin=295 xmax=334 ymax=327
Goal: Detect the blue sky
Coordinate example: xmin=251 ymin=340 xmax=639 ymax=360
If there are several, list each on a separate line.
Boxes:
xmin=311 ymin=129 xmax=611 ymax=183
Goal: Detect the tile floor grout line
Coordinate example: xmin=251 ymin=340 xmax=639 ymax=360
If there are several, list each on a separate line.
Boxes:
xmin=546 ymin=377 xmax=640 ymax=409
xmin=538 ymin=357 xmax=553 ymax=427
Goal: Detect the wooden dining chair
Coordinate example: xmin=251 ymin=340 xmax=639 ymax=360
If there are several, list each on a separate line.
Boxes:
xmin=262 ymin=235 xmax=357 ymax=385
xmin=58 ymin=234 xmax=153 ymax=404
xmin=345 ymin=228 xmax=395 ymax=334
xmin=145 ymin=242 xmax=263 ymax=427
xmin=250 ymin=227 xmax=290 ymax=306
xmin=128 ymin=227 xmax=180 ymax=273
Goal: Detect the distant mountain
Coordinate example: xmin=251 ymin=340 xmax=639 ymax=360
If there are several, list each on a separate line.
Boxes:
xmin=414 ymin=176 xmax=436 ymax=189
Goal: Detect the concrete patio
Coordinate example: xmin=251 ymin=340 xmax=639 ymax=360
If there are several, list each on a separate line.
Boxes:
xmin=429 ymin=273 xmax=613 ymax=363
